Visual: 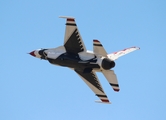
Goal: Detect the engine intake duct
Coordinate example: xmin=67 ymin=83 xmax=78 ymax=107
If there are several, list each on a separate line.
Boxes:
xmin=102 ymin=58 xmax=115 ymax=70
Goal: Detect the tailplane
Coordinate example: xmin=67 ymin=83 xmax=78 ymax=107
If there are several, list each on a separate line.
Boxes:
xmin=93 ymin=40 xmax=107 ymax=57
xmin=102 ymin=70 xmax=120 ymax=92
xmin=93 ymin=40 xmax=139 ymax=92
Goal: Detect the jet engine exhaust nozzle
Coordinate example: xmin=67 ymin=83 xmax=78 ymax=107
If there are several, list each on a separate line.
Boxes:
xmin=101 ymin=58 xmax=115 ymax=70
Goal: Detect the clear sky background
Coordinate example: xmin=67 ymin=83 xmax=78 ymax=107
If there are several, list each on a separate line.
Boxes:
xmin=1 ymin=0 xmax=166 ymax=120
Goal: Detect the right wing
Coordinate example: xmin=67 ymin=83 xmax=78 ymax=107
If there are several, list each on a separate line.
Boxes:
xmin=102 ymin=70 xmax=120 ymax=92
xmin=60 ymin=16 xmax=87 ymax=54
xmin=107 ymin=46 xmax=140 ymax=60
xmin=75 ymin=69 xmax=110 ymax=104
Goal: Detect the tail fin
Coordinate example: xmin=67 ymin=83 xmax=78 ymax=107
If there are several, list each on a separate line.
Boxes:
xmin=107 ymin=46 xmax=140 ymax=61
xmin=93 ymin=40 xmax=107 ymax=57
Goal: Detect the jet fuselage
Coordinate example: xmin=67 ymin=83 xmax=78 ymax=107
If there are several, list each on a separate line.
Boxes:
xmin=30 ymin=48 xmax=101 ymax=72
xmin=29 ymin=16 xmax=139 ymax=103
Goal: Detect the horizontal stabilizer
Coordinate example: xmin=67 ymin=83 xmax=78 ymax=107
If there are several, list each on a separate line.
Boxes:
xmin=93 ymin=40 xmax=107 ymax=57
xmin=108 ymin=46 xmax=140 ymax=60
xmin=102 ymin=70 xmax=120 ymax=92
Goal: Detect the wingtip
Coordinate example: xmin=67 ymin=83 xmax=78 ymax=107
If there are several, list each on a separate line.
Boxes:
xmin=93 ymin=39 xmax=100 ymax=43
xmin=95 ymin=100 xmax=111 ymax=104
xmin=59 ymin=16 xmax=75 ymax=19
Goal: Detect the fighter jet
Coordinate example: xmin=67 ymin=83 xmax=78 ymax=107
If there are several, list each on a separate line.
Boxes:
xmin=29 ymin=16 xmax=140 ymax=104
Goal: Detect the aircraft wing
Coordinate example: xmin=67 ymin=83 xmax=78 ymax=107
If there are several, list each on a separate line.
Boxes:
xmin=107 ymin=46 xmax=140 ymax=60
xmin=60 ymin=16 xmax=87 ymax=54
xmin=75 ymin=69 xmax=110 ymax=104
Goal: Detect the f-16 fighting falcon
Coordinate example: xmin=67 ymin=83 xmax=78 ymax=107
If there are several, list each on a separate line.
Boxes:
xmin=29 ymin=16 xmax=140 ymax=104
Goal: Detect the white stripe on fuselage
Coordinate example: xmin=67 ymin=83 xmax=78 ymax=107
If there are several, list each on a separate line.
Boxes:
xmin=44 ymin=46 xmax=66 ymax=59
xmin=45 ymin=47 xmax=101 ymax=71
xmin=45 ymin=46 xmax=96 ymax=61
xmin=78 ymin=50 xmax=95 ymax=61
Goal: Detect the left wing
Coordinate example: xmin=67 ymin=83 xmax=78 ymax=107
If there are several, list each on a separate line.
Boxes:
xmin=75 ymin=69 xmax=110 ymax=104
xmin=60 ymin=16 xmax=86 ymax=54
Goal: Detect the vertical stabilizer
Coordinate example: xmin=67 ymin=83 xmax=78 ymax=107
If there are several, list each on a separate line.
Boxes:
xmin=107 ymin=46 xmax=140 ymax=60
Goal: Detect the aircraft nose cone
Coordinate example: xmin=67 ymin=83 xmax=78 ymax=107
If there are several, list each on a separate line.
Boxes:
xmin=29 ymin=51 xmax=36 ymax=57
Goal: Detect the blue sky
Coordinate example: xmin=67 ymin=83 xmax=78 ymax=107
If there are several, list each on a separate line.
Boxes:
xmin=1 ymin=0 xmax=166 ymax=120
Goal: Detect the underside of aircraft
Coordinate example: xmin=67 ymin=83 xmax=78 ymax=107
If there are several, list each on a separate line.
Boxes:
xmin=29 ymin=16 xmax=140 ymax=104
